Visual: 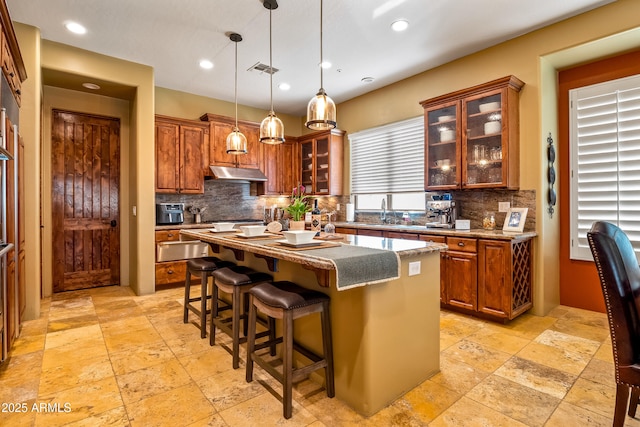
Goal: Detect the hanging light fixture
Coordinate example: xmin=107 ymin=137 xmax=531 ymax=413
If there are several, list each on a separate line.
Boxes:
xmin=226 ymin=33 xmax=248 ymax=154
xmin=259 ymin=0 xmax=285 ymax=144
xmin=305 ymin=0 xmax=337 ymax=130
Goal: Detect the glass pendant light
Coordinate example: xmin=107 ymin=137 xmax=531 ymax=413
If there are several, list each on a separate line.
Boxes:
xmin=259 ymin=1 xmax=285 ymax=144
xmin=305 ymin=0 xmax=336 ymax=130
xmin=226 ymin=33 xmax=248 ymax=154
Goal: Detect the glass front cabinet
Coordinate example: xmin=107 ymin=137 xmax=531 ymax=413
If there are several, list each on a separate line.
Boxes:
xmin=421 ymin=76 xmax=524 ymax=190
xmin=299 ymin=129 xmax=345 ymax=195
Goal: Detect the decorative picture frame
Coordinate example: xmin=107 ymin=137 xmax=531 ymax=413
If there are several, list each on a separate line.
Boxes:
xmin=503 ymin=207 xmax=528 ymax=233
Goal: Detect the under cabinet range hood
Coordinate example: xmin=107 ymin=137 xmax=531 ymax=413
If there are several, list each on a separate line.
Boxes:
xmin=209 ymin=165 xmax=268 ymax=182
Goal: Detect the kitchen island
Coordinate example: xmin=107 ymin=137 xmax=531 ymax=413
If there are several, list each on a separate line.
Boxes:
xmin=180 ymin=229 xmax=446 ymax=416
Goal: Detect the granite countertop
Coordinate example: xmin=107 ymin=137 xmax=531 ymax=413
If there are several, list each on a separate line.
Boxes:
xmin=156 ymin=221 xmax=263 ymax=231
xmin=333 ymin=221 xmax=537 ymax=241
xmin=180 ymin=229 xmax=446 ymax=272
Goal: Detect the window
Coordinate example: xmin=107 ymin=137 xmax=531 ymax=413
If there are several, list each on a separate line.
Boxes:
xmin=349 ymin=116 xmax=424 ymax=210
xmin=569 ymin=74 xmax=640 ymax=261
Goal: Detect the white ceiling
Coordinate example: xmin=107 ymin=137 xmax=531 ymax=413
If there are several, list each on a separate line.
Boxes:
xmin=7 ymin=0 xmax=614 ymax=116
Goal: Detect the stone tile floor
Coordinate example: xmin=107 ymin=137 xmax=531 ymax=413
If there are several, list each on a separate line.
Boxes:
xmin=1 ymin=284 xmax=639 ymax=426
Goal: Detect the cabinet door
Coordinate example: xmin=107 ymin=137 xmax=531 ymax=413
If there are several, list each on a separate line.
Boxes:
xmin=179 ymin=125 xmax=205 ymax=194
xmin=443 ymin=250 xmax=477 ymax=311
xmin=281 ymin=140 xmax=297 ymax=194
xmin=210 ymin=122 xmax=237 ymax=167
xmin=386 ymin=231 xmax=419 ymax=240
xmin=155 ymin=121 xmax=180 ymax=193
xmin=358 ymin=229 xmax=384 ymax=237
xmin=477 ymin=240 xmax=511 ymax=319
xmin=335 ymin=227 xmax=356 ymax=235
xmin=425 ymin=100 xmax=461 ymax=189
xmin=315 ymin=136 xmax=330 ymax=194
xmin=462 ymin=88 xmax=506 ymax=188
xmin=237 ymin=124 xmax=261 ymax=169
xmin=300 ymin=140 xmax=314 ymax=192
xmin=261 ymin=142 xmax=280 ymax=194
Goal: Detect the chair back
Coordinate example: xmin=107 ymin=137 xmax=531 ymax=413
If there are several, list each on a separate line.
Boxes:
xmin=587 ymin=221 xmax=640 ymax=377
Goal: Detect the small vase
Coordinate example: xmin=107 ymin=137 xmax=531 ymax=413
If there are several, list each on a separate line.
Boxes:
xmin=289 ymin=220 xmax=306 ymax=231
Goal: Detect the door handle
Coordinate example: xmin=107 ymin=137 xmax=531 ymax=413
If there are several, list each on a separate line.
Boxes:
xmin=110 ymin=220 xmax=117 ymax=227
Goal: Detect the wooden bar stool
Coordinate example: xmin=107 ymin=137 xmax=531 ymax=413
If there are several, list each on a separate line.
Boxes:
xmin=183 ymin=256 xmax=235 ymax=338
xmin=245 ymin=281 xmax=335 ymax=419
xmin=210 ymin=266 xmax=276 ymax=369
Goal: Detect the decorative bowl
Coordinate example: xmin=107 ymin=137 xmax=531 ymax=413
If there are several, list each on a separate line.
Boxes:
xmin=479 ymin=102 xmax=500 ymax=113
xmin=212 ymin=222 xmax=235 ymax=232
xmin=438 ymin=115 xmax=454 ymax=122
xmin=282 ymin=230 xmax=317 ymax=244
xmin=440 ymin=130 xmax=455 ymax=142
xmin=484 ymin=121 xmax=501 ymax=135
xmin=239 ymin=225 xmax=267 ymax=236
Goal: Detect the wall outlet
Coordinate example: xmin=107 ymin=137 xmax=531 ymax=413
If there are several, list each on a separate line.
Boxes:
xmin=498 ymin=202 xmax=510 ymax=212
xmin=337 ymin=203 xmax=341 ymax=211
xmin=409 ymin=261 xmax=421 ymax=276
xmin=132 ymin=206 xmax=137 ymax=216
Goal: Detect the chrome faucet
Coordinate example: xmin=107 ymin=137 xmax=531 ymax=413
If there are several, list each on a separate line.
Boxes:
xmin=381 ymin=198 xmax=387 ymax=223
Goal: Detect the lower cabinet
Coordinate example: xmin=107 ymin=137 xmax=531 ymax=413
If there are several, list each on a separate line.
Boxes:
xmin=155 ymin=230 xmax=198 ymax=286
xmin=441 ymin=237 xmax=477 ymax=311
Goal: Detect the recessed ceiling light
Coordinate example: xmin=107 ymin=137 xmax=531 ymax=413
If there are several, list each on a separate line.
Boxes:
xmin=391 ymin=19 xmax=409 ymax=32
xmin=361 ymin=77 xmax=375 ymax=84
xmin=65 ymin=21 xmax=87 ymax=35
xmin=199 ymin=59 xmax=214 ymax=70
xmin=278 ymin=83 xmax=291 ymax=91
xmin=82 ymin=82 xmax=101 ymax=90
xmin=320 ymin=61 xmax=332 ymax=69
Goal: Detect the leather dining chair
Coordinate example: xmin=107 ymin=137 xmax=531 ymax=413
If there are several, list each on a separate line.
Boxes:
xmin=587 ymin=221 xmax=640 ymax=426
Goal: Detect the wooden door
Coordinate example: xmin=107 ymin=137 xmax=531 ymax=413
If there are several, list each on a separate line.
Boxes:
xmin=443 ymin=251 xmax=477 ymax=311
xmin=179 ymin=125 xmax=204 ymax=193
xmin=51 ymin=110 xmax=120 ymax=292
xmin=477 ymin=240 xmax=511 ymax=319
xmin=155 ymin=121 xmax=180 ymax=193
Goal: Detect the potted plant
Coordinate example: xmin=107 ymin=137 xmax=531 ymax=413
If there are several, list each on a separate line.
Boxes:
xmin=286 ymin=184 xmax=311 ymax=230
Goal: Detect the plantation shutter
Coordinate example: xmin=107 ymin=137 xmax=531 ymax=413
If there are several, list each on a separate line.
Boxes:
xmin=569 ymin=74 xmax=640 ymax=261
xmin=349 ymin=116 xmax=424 ymax=193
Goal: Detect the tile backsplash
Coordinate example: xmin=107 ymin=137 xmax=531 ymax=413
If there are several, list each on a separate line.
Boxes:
xmin=156 ymin=180 xmax=535 ymax=231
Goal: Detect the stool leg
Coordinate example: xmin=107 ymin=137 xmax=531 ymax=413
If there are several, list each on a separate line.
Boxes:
xmin=242 ymin=292 xmax=250 ymax=337
xmin=210 ymin=281 xmax=219 ymax=346
xmin=321 ymin=300 xmax=335 ymax=398
xmin=183 ymin=269 xmax=192 ymax=323
xmin=232 ymin=286 xmax=242 ymax=369
xmin=268 ymin=316 xmax=277 ymax=356
xmin=283 ymin=311 xmax=294 ymax=419
xmin=245 ymin=295 xmax=257 ymax=383
xmin=199 ymin=273 xmax=208 ymax=339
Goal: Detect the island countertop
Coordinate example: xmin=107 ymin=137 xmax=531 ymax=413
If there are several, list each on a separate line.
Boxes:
xmin=180 ymin=229 xmax=447 ymax=272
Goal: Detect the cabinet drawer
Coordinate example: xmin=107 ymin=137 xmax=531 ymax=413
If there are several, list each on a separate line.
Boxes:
xmin=420 ymin=234 xmax=446 ymax=244
xmin=358 ymin=229 xmax=384 ymax=237
xmin=335 ymin=227 xmax=356 ymax=235
xmin=156 ymin=230 xmax=181 ymax=242
xmin=386 ymin=231 xmax=419 ymax=240
xmin=447 ymin=237 xmax=477 ymax=253
xmin=155 ymin=261 xmax=188 ymax=285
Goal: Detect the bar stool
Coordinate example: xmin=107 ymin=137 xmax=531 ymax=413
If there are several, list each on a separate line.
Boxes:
xmin=210 ymin=266 xmax=275 ymax=369
xmin=245 ymin=281 xmax=335 ymax=419
xmin=183 ymin=256 xmax=235 ymax=338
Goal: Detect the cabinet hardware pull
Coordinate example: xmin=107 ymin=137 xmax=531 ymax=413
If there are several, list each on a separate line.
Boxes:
xmin=168 ymin=233 xmax=174 ymax=237
xmin=458 ymin=242 xmax=465 ymax=247
xmin=168 ymin=270 xmax=174 ymax=274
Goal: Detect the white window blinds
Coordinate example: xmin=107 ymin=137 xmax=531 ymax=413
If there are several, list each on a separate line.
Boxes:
xmin=569 ymin=74 xmax=640 ymax=261
xmin=349 ymin=116 xmax=424 ymax=193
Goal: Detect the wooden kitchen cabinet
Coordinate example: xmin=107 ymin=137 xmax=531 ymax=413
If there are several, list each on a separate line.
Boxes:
xmin=420 ymin=76 xmax=524 ymax=190
xmin=478 ymin=238 xmax=533 ymax=320
xmin=385 ymin=231 xmax=419 ymax=240
xmin=155 ymin=115 xmax=208 ymax=194
xmin=357 ymin=229 xmax=384 ymax=237
xmin=260 ymin=139 xmax=298 ymax=195
xmin=200 ymin=113 xmax=261 ymax=171
xmin=299 ymin=129 xmax=345 ymax=195
xmin=441 ymin=237 xmax=477 ymax=311
xmin=155 ymin=230 xmax=194 ymax=286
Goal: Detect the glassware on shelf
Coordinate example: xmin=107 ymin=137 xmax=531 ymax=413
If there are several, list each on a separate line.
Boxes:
xmin=324 ymin=211 xmax=336 ymax=234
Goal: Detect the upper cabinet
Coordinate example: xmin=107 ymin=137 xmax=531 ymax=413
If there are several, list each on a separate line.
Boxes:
xmin=420 ymin=76 xmax=524 ymax=190
xmin=200 ymin=113 xmax=261 ymax=171
xmin=0 ymin=3 xmax=27 ymax=106
xmin=299 ymin=129 xmax=345 ymax=195
xmin=260 ymin=139 xmax=298 ymax=196
xmin=155 ymin=115 xmax=208 ymax=194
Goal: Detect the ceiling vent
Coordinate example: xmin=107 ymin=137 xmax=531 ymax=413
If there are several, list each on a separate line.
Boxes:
xmin=248 ymin=62 xmax=279 ymax=75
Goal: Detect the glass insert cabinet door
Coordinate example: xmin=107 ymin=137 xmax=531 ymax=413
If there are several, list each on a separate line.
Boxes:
xmin=462 ymin=90 xmax=504 ymax=187
xmin=425 ymin=101 xmax=460 ymax=189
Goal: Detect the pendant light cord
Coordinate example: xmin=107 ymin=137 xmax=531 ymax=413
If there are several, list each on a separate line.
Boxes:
xmin=234 ymin=38 xmax=239 ymax=129
xmin=320 ymin=0 xmax=324 ymax=91
xmin=269 ymin=8 xmax=274 ymax=113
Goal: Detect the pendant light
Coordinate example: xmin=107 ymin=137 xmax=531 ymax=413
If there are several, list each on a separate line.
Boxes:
xmin=226 ymin=33 xmax=248 ymax=154
xmin=305 ymin=0 xmax=336 ymax=130
xmin=259 ymin=0 xmax=285 ymax=144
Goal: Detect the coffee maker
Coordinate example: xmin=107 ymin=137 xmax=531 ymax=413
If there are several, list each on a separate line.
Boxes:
xmin=426 ymin=197 xmax=457 ymax=228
